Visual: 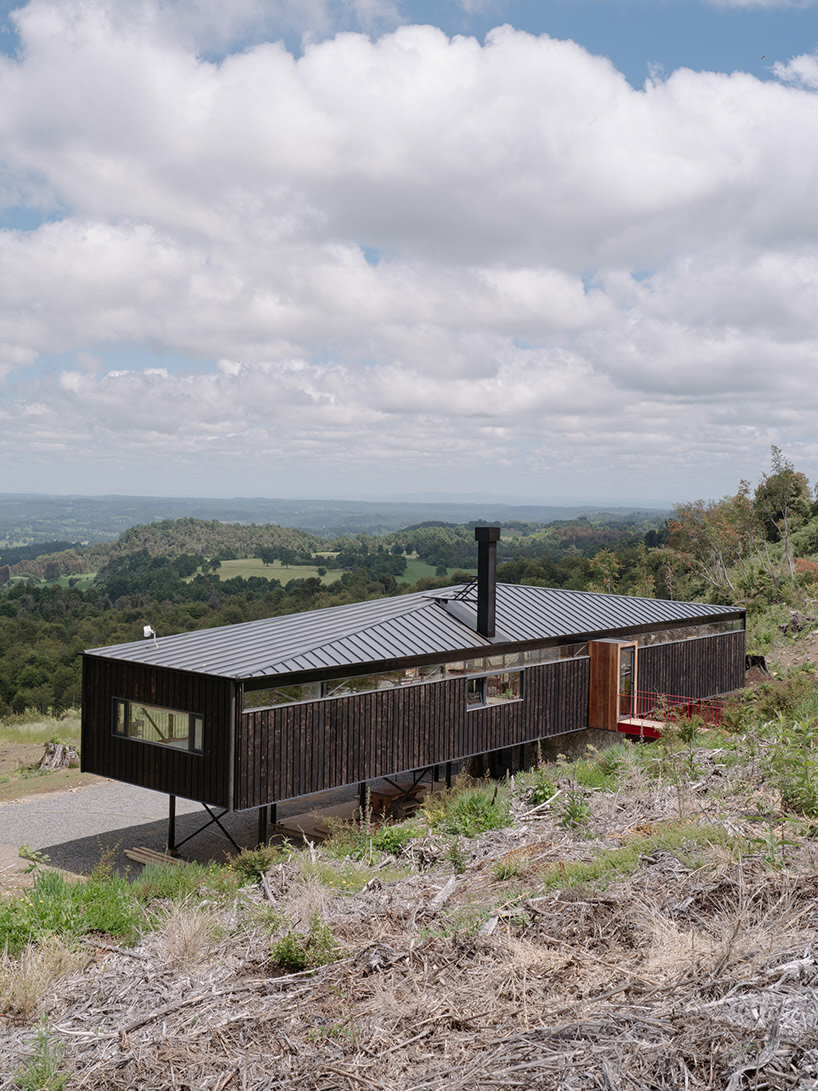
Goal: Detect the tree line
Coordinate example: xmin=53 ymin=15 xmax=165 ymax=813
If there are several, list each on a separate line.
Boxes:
xmin=2 ymin=448 xmax=817 ymax=717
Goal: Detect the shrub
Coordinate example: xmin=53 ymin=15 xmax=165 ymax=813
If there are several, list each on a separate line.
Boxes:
xmin=728 ymin=667 xmax=818 ymax=733
xmin=270 ymin=914 xmax=341 ymax=971
xmin=270 ymin=932 xmax=309 ymax=971
xmin=228 ymin=844 xmax=286 ymax=881
xmin=766 ymin=715 xmax=818 ymax=817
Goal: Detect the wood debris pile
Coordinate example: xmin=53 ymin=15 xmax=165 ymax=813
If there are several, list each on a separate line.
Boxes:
xmin=2 ymin=852 xmax=818 ymax=1090
xmin=3 ymin=743 xmax=818 ymax=1089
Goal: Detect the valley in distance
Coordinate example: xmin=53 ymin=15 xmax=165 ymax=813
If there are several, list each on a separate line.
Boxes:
xmin=0 ymin=492 xmax=668 ymax=544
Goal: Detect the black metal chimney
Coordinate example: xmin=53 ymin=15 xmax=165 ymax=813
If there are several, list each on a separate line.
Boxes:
xmin=475 ymin=526 xmax=500 ymax=638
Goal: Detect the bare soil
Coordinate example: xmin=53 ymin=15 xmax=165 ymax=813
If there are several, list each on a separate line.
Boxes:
xmin=0 ymin=764 xmax=97 ymax=806
xmin=0 ymin=741 xmax=39 ymax=778
xmin=769 ymin=622 xmax=818 ymax=675
xmin=0 ymin=734 xmax=98 ymax=809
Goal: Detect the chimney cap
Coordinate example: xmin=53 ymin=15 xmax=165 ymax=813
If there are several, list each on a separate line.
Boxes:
xmin=474 ymin=526 xmax=501 ymax=542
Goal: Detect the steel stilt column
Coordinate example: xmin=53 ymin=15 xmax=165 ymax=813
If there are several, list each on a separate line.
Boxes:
xmin=168 ymin=795 xmax=176 ymax=852
xmin=257 ymin=805 xmax=268 ymax=847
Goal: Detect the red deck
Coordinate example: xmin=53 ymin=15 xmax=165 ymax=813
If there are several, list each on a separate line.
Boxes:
xmin=616 ymin=690 xmax=727 ymax=738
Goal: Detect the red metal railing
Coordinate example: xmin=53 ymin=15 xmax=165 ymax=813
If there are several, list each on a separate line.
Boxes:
xmin=619 ymin=690 xmax=726 ymax=727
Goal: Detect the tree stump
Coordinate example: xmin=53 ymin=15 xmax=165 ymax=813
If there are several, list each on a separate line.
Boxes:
xmin=38 ymin=741 xmax=80 ymax=770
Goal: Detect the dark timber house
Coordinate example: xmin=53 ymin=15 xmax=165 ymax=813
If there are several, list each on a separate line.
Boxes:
xmin=81 ymin=529 xmax=746 ymax=846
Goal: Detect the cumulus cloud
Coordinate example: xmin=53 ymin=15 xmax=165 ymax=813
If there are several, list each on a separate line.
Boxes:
xmin=1 ymin=2 xmax=818 ymax=500
xmin=774 ymin=51 xmax=818 ymax=88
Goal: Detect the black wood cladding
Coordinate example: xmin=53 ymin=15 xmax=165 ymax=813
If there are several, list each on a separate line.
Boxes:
xmin=82 ymin=629 xmax=744 ymax=810
xmin=235 ymin=658 xmax=589 ymax=809
xmin=81 ymin=655 xmax=232 ymax=807
xmin=638 ymin=631 xmax=745 ymax=699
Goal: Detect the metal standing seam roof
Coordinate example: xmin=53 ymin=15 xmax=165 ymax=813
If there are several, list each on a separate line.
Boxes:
xmin=84 ymin=583 xmax=743 ymax=681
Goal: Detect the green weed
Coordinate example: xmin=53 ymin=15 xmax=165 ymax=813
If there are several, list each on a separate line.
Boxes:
xmin=251 ymin=904 xmax=290 ymax=934
xmin=12 ymin=1019 xmax=69 ymax=1091
xmin=322 ymin=819 xmax=373 ymax=862
xmin=745 ymin=811 xmax=802 ymax=869
xmin=304 ymin=858 xmax=371 ymax=892
xmin=765 ymin=715 xmax=818 ymax=817
xmin=130 ymin=861 xmax=239 ymax=902
xmin=532 ymin=822 xmax=738 ymax=893
xmin=422 ymin=903 xmax=490 ymax=939
xmin=493 ymin=848 xmax=530 ymax=881
xmin=423 ymin=780 xmax=510 ymax=838
xmin=0 ymin=868 xmax=145 ymax=955
xmin=370 ymin=821 xmax=423 ymax=856
xmin=527 ymin=769 xmax=558 ymax=805
xmin=558 ymin=785 xmax=591 ymax=830
xmin=445 ymin=837 xmax=468 ymax=874
xmin=270 ymin=914 xmax=341 ymax=971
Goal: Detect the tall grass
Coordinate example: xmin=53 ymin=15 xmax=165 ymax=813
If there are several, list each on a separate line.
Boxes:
xmin=0 ymin=710 xmax=81 ymax=747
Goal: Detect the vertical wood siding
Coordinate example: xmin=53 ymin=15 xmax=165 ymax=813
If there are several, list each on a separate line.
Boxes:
xmin=81 ymin=655 xmax=232 ymax=807
xmin=235 ymin=658 xmax=589 ymax=809
xmin=82 ymin=628 xmax=744 ymax=810
xmin=638 ymin=630 xmax=745 ymax=699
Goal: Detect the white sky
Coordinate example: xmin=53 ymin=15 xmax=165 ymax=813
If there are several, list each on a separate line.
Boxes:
xmin=1 ymin=0 xmax=817 ymax=505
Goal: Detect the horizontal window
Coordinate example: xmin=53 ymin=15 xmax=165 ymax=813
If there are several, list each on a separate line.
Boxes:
xmin=113 ymin=699 xmax=203 ymax=754
xmin=241 ymin=620 xmax=741 ymax=713
xmin=244 ymin=652 xmax=562 ymax=712
xmin=638 ymin=619 xmax=744 ymax=646
xmin=467 ymin=670 xmax=523 ymax=710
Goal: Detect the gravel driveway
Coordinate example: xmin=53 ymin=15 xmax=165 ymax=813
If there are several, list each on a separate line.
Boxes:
xmin=0 ymin=777 xmax=344 ymax=878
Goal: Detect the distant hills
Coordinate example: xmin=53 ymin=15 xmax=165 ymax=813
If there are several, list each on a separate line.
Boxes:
xmin=0 ymin=494 xmax=668 ymax=544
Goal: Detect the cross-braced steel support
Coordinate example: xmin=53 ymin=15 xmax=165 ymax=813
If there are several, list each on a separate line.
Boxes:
xmin=167 ymin=797 xmax=242 ymax=854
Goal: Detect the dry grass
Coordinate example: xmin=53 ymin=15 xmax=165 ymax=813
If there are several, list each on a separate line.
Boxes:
xmin=0 ymin=938 xmax=83 ymax=1022
xmin=153 ymin=903 xmax=221 ymax=968
xmin=6 ymin=740 xmax=818 ymax=1087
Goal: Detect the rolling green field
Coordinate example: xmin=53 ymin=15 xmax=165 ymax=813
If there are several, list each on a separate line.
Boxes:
xmin=213 ymin=558 xmax=475 ymax=586
xmin=7 ymin=573 xmax=97 ymax=590
xmin=6 ymin=559 xmax=475 ymax=592
xmin=214 ymin=559 xmax=344 ymax=584
xmin=401 ymin=559 xmax=475 ymax=583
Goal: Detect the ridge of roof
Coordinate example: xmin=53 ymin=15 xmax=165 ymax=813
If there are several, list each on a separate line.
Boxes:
xmin=85 ymin=582 xmax=743 ymax=680
xmin=240 ymin=595 xmax=462 ymax=677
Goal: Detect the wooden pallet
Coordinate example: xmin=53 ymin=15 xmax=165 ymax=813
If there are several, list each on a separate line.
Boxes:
xmin=272 ymin=800 xmax=359 ymax=843
xmin=124 ymin=846 xmax=187 ymax=867
xmin=272 ymin=780 xmax=443 ymax=843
